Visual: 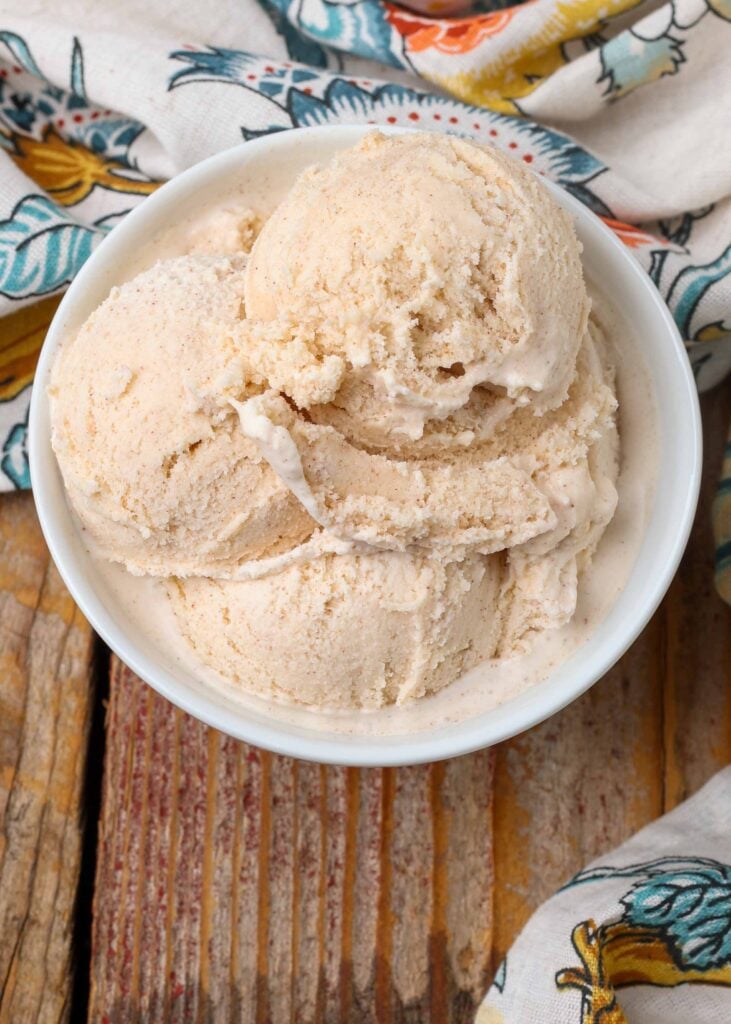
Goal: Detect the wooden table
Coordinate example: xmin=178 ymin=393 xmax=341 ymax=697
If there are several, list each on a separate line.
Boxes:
xmin=1 ymin=302 xmax=730 ymax=1023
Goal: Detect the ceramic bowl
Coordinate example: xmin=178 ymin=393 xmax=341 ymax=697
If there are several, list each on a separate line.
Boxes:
xmin=29 ymin=126 xmax=702 ymax=765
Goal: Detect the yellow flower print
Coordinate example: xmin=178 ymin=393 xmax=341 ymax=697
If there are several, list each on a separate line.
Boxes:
xmin=428 ymin=0 xmax=645 ymax=113
xmin=0 ymin=295 xmax=60 ymax=403
xmin=475 ymin=1005 xmax=506 ymax=1023
xmin=707 ymin=0 xmax=731 ymax=19
xmin=10 ymin=126 xmax=162 ymax=207
xmin=696 ymin=323 xmax=730 ymax=341
xmin=556 ymin=922 xmax=630 ymax=1024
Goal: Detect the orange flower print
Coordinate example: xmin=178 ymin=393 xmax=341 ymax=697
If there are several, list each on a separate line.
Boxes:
xmin=600 ymin=217 xmax=660 ymax=249
xmin=384 ymin=3 xmax=521 ymax=55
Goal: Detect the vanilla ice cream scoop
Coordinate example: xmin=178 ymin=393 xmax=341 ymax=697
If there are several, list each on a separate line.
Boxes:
xmin=243 ymin=131 xmax=589 ymax=446
xmin=167 ymin=550 xmax=503 ymax=708
xmin=497 ymin=321 xmax=619 ymax=654
xmin=47 ymin=133 xmax=624 ymax=716
xmin=233 ymin=319 xmax=615 ymax=568
xmin=50 ymin=255 xmax=313 ymax=576
xmin=234 ymin=390 xmax=556 ymax=555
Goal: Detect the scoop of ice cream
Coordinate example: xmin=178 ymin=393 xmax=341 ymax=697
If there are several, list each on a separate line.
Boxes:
xmin=307 ymin=371 xmax=517 ymax=456
xmin=243 ymin=131 xmax=589 ymax=446
xmin=498 ymin=320 xmax=619 ymax=654
xmin=234 ymin=390 xmax=556 ymax=555
xmin=48 ymin=134 xmax=623 ymax=714
xmin=165 ymin=206 xmax=264 ymax=259
xmin=233 ymin=320 xmax=615 ymax=567
xmin=167 ymin=551 xmax=503 ymax=708
xmin=50 ymin=255 xmax=313 ymax=576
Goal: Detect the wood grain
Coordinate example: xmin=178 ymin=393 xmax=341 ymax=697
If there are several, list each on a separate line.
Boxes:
xmin=89 ymin=665 xmax=494 ymax=1023
xmin=662 ymin=378 xmax=731 ymax=805
xmin=0 ymin=491 xmax=96 ymax=1024
xmin=491 ymin=611 xmax=665 ymax=966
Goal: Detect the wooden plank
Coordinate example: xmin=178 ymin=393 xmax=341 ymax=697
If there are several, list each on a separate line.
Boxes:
xmin=389 ymin=765 xmax=434 ymax=1022
xmin=439 ymin=753 xmax=493 ymax=1020
xmin=0 ymin=490 xmax=97 ymax=1023
xmin=89 ymin=665 xmax=495 ymax=1022
xmin=491 ymin=612 xmax=664 ymax=967
xmin=492 ymin=377 xmax=731 ymax=968
xmin=290 ymin=760 xmax=325 ymax=1023
xmin=349 ymin=767 xmax=384 ymax=1022
xmin=662 ymin=377 xmax=731 ymax=806
xmin=323 ymin=764 xmax=348 ymax=1020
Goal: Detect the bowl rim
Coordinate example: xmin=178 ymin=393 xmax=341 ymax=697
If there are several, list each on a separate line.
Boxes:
xmin=29 ymin=124 xmax=703 ymax=766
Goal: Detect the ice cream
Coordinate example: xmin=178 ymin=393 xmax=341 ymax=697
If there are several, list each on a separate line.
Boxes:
xmin=234 ymin=390 xmax=557 ymax=555
xmin=49 ymin=254 xmax=313 ymax=577
xmin=168 ymin=551 xmax=503 ymax=708
xmin=49 ymin=130 xmax=624 ymax=712
xmin=243 ymin=131 xmax=589 ymax=450
xmin=496 ymin=322 xmax=619 ymax=654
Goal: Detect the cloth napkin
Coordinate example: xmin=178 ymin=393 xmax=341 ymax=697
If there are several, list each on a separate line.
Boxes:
xmin=1 ymin=0 xmax=731 ymax=496
xmin=478 ymin=767 xmax=731 ymax=1023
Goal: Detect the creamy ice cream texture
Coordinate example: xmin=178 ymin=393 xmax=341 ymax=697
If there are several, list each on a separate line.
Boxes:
xmin=50 ymin=131 xmax=619 ymax=709
xmin=168 ymin=552 xmax=502 ymax=709
xmin=243 ymin=131 xmax=589 ymax=448
xmin=49 ymin=254 xmax=313 ymax=577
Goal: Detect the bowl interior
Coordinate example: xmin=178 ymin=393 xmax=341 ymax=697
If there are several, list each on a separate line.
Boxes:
xmin=29 ymin=126 xmax=701 ymax=766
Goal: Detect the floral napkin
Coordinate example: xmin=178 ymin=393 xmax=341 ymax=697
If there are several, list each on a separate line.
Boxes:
xmin=478 ymin=768 xmax=731 ymax=1023
xmin=1 ymin=0 xmax=730 ymax=494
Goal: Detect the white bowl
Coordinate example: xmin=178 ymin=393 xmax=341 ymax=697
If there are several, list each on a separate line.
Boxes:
xmin=29 ymin=125 xmax=701 ymax=766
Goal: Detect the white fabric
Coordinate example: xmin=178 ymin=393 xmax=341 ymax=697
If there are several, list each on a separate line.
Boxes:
xmin=479 ymin=768 xmax=731 ymax=1023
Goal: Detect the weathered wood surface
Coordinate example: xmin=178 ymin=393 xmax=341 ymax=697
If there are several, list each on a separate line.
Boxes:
xmin=89 ymin=666 xmax=494 ymax=1024
xmin=0 ymin=490 xmax=97 ymax=1024
xmin=87 ymin=382 xmax=731 ymax=1020
xmin=0 ymin=295 xmax=99 ymax=1024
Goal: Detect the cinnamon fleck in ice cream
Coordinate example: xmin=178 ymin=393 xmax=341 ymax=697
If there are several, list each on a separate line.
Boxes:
xmin=50 ymin=132 xmax=620 ymax=710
